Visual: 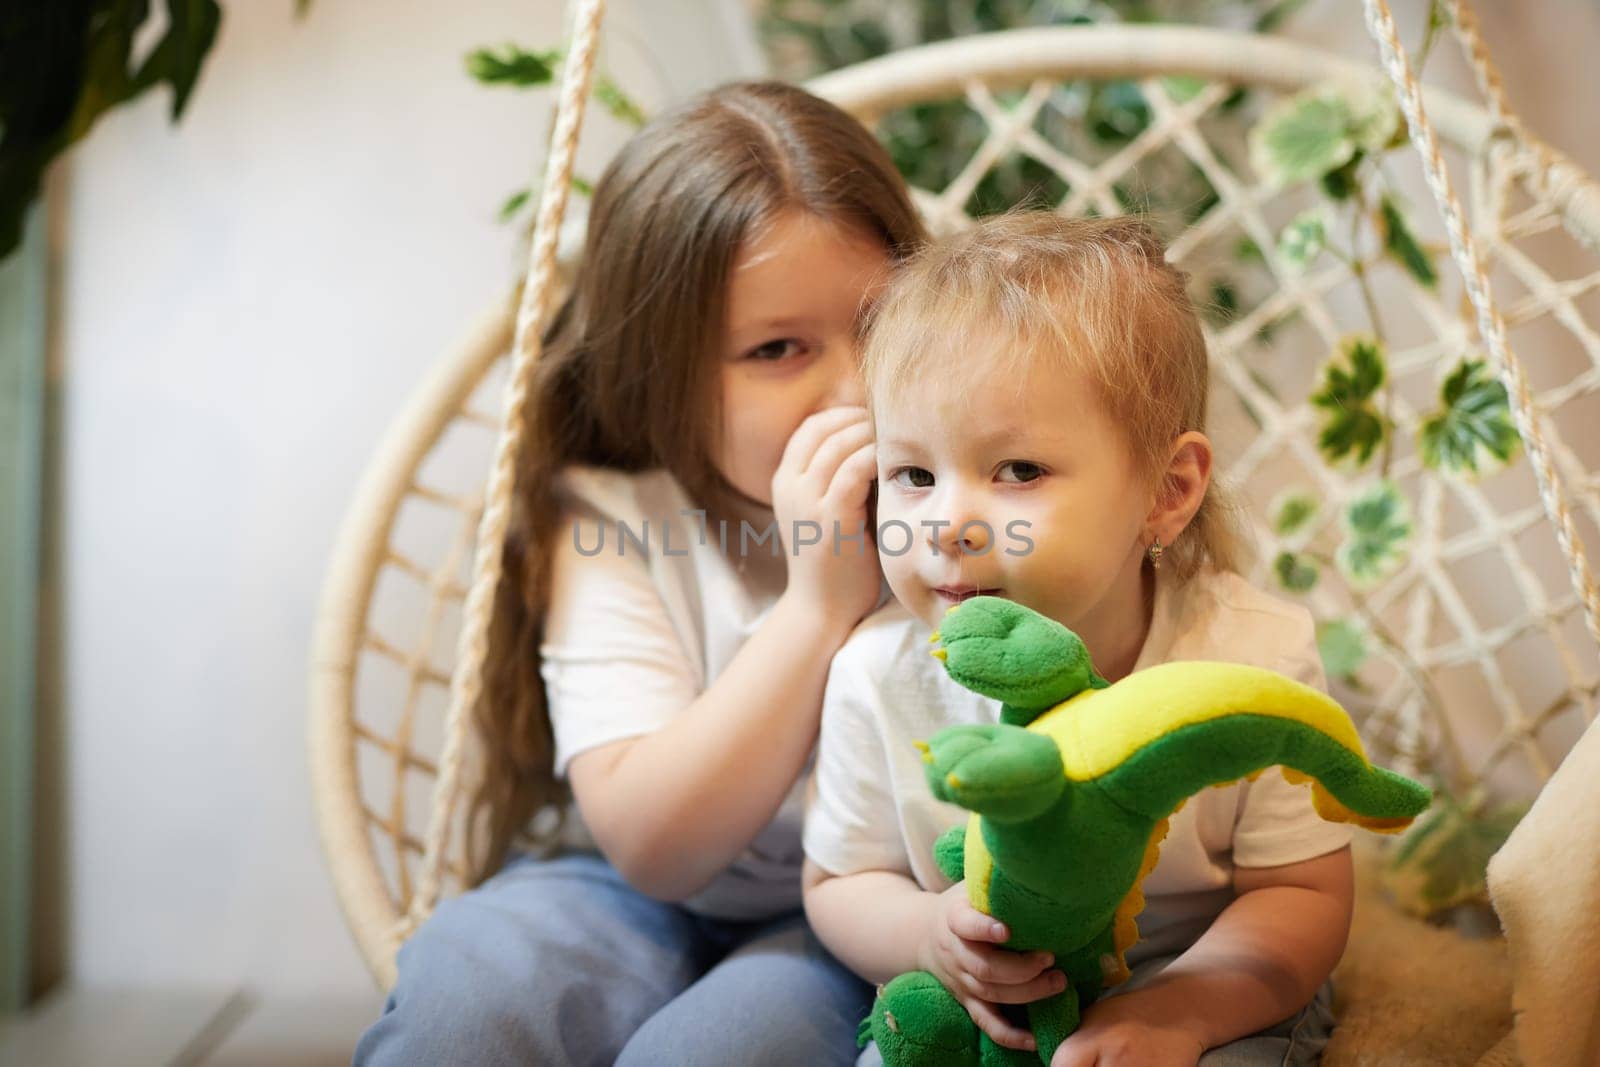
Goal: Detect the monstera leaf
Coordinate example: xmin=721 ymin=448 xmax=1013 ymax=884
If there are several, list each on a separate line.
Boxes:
xmin=2 ymin=0 xmax=224 ymax=258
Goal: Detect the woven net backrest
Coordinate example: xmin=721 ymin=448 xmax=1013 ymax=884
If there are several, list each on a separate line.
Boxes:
xmin=310 ymin=25 xmax=1600 ymax=987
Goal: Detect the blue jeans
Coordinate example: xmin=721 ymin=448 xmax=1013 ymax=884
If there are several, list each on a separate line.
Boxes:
xmin=857 ymin=951 xmax=1336 ymax=1066
xmin=354 ymin=851 xmax=871 ymax=1066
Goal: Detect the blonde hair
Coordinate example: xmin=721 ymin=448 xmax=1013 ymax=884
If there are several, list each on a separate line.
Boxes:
xmin=471 ymin=81 xmax=926 ymax=882
xmin=862 ymin=211 xmax=1244 ymax=581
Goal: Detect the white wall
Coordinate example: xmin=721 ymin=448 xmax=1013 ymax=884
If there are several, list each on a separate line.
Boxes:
xmin=46 ymin=0 xmax=1600 ymax=1006
xmin=51 ymin=0 xmax=764 ymax=1001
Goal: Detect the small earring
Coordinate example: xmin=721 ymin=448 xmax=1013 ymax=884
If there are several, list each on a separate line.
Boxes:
xmin=1147 ymin=537 xmax=1164 ymax=570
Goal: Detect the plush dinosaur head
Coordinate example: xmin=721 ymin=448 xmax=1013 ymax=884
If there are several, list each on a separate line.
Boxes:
xmin=931 ymin=596 xmax=1107 ymax=725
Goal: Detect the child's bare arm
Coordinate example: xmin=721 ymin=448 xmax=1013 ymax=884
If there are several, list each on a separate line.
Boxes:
xmin=803 ymin=860 xmax=1060 ymax=1053
xmin=802 ymin=860 xmax=936 ymax=983
xmin=1051 ymin=845 xmax=1354 ymax=1067
xmin=566 ymin=408 xmax=878 ymax=902
xmin=566 ymin=594 xmax=859 ymax=901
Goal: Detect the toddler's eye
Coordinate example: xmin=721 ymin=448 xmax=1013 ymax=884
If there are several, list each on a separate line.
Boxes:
xmin=889 ymin=467 xmax=935 ymax=489
xmin=997 ymin=461 xmax=1044 ymax=484
xmin=746 ymin=339 xmax=805 ymax=362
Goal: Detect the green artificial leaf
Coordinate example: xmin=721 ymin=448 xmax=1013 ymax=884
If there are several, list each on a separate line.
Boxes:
xmin=1311 ymin=335 xmax=1390 ymax=467
xmin=1385 ymin=791 xmax=1528 ymax=918
xmin=1209 ymin=279 xmax=1240 ymax=324
xmin=1272 ymin=489 xmax=1320 ymax=537
xmin=1219 ymin=86 xmax=1250 ymax=113
xmin=1337 ymin=480 xmax=1412 ymax=587
xmin=1343 ymin=80 xmax=1402 ymax=154
xmin=498 ymin=174 xmax=595 ymax=223
xmin=1249 ymin=92 xmax=1356 ymax=189
xmin=1234 ymin=235 xmax=1265 ymax=264
xmin=1319 ymin=153 xmax=1364 ymax=201
xmin=466 ymin=44 xmax=561 ymax=87
xmin=1377 ymin=195 xmax=1438 ymax=288
xmin=1278 ymin=209 xmax=1327 ymax=274
xmin=1250 ymin=79 xmax=1398 ymax=191
xmin=1256 ymin=0 xmax=1312 ymax=32
xmin=594 ymin=77 xmax=647 ymax=127
xmin=499 ymin=188 xmax=531 ymax=222
xmin=1162 ymin=75 xmax=1207 ymax=104
xmin=1273 ymin=551 xmax=1320 ymax=594
xmin=1418 ymin=359 xmax=1522 ymax=475
xmin=1254 ymin=307 xmax=1302 ymax=348
xmin=1086 ymin=80 xmax=1151 ymax=144
xmin=1316 ymin=619 xmax=1367 ymax=680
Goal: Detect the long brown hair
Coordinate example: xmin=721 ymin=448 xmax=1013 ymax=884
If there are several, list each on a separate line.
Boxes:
xmin=470 ymin=81 xmax=926 ymax=882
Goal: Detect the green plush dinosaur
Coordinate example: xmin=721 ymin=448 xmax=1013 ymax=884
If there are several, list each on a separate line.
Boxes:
xmin=859 ymin=596 xmax=1431 ymax=1066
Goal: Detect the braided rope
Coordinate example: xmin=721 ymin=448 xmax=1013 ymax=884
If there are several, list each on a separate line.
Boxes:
xmin=1361 ymin=0 xmax=1600 ymax=652
xmin=398 ymin=0 xmax=609 ymax=939
xmin=1445 ymin=0 xmax=1600 ymax=254
xmin=1443 ymin=0 xmax=1512 ymax=126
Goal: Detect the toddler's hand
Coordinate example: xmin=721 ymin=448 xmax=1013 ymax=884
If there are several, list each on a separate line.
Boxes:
xmin=770 ymin=406 xmax=880 ymax=634
xmin=1050 ymin=992 xmax=1206 ymax=1067
xmin=917 ymin=882 xmax=1066 ymax=1053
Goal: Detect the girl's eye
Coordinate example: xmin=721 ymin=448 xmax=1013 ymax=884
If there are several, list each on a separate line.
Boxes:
xmin=889 ymin=467 xmax=935 ymax=489
xmin=997 ymin=461 xmax=1044 ymax=484
xmin=746 ymin=338 xmax=805 ymax=362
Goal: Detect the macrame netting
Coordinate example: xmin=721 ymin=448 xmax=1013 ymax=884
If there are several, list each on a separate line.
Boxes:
xmin=310 ymin=6 xmax=1600 ymax=991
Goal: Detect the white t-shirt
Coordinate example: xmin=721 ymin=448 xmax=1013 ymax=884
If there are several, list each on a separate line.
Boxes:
xmin=539 ymin=464 xmax=807 ymax=920
xmin=803 ymin=567 xmax=1354 ymax=964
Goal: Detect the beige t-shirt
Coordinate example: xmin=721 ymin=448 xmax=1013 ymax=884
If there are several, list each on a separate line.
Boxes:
xmin=539 ymin=465 xmax=803 ymax=920
xmin=803 ymin=567 xmax=1354 ymax=964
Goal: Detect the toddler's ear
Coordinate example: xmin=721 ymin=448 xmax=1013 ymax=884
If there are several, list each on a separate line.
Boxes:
xmin=1148 ymin=431 xmax=1212 ymax=546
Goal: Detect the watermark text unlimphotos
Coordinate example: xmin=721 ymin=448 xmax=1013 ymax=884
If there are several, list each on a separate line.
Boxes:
xmin=572 ymin=510 xmax=1035 ymax=558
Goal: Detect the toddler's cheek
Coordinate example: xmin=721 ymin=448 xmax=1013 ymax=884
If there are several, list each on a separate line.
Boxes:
xmin=877 ymin=552 xmax=930 ymax=621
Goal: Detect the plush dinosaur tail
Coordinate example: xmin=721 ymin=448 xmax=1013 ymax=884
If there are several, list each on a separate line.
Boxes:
xmin=1037 ymin=662 xmax=1431 ymax=832
xmin=861 ymin=972 xmax=984 ymax=1065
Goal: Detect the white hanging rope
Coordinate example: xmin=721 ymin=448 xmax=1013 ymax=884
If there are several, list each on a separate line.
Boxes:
xmin=1361 ymin=0 xmax=1600 ymax=652
xmin=1444 ymin=0 xmax=1600 ymax=255
xmin=399 ymin=0 xmax=610 ymax=939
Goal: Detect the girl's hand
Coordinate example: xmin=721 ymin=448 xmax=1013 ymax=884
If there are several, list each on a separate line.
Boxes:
xmin=770 ymin=405 xmax=881 ymax=635
xmin=916 ymin=882 xmax=1065 ymax=1053
xmin=1050 ymin=993 xmax=1207 ymax=1067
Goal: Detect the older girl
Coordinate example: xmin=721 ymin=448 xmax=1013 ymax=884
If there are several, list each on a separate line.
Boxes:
xmin=356 ymin=81 xmax=925 ymax=1065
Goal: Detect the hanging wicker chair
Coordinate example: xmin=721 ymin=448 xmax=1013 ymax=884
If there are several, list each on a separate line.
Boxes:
xmin=311 ymin=11 xmax=1600 ymax=1064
